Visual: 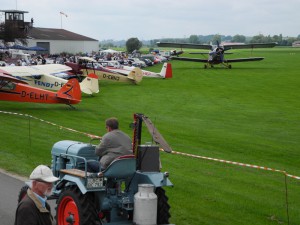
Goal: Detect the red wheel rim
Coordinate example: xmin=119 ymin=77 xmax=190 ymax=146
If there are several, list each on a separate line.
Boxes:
xmin=57 ymin=196 xmax=80 ymax=225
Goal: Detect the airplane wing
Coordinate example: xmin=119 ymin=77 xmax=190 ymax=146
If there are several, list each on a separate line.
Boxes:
xmin=170 ymin=56 xmax=264 ymax=63
xmin=0 ymin=73 xmax=28 ymax=84
xmin=170 ymin=56 xmax=208 ymax=63
xmin=0 ymin=64 xmax=72 ymax=77
xmin=157 ymin=42 xmax=277 ymax=51
xmin=78 ymin=56 xmax=97 ymax=62
xmin=157 ymin=42 xmax=212 ymax=50
xmin=224 ymin=57 xmax=264 ymax=63
xmin=223 ymin=42 xmax=277 ymax=50
xmin=190 ymin=52 xmax=233 ymax=55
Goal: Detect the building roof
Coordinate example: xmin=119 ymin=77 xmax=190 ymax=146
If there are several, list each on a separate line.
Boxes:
xmin=27 ymin=27 xmax=98 ymax=41
xmin=0 ymin=10 xmax=29 ymax=13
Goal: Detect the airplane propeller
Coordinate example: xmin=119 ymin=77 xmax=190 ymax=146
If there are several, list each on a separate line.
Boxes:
xmin=171 ymin=50 xmax=184 ymax=57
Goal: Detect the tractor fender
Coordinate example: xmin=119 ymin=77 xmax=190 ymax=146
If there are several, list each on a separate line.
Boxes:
xmin=132 ymin=171 xmax=173 ymax=189
xmin=57 ymin=174 xmax=88 ymax=194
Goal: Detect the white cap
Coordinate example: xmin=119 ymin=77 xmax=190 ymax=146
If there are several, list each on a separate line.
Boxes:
xmin=29 ymin=165 xmax=59 ymax=183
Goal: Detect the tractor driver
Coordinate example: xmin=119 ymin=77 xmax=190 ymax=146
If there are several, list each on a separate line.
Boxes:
xmin=14 ymin=165 xmax=59 ymax=225
xmin=88 ymin=117 xmax=133 ymax=172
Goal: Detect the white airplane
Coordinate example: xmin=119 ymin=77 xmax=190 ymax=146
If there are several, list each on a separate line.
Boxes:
xmin=101 ymin=61 xmax=173 ymax=79
xmin=66 ymin=57 xmax=144 ymax=84
xmin=0 ymin=64 xmax=99 ymax=94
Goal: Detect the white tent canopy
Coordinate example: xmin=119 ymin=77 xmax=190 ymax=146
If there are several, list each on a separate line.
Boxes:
xmin=100 ymin=49 xmax=121 ymax=54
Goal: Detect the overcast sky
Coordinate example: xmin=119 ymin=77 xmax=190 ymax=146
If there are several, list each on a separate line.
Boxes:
xmin=1 ymin=0 xmax=299 ymax=41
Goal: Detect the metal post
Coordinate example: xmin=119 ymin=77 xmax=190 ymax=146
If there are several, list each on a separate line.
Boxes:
xmin=284 ymin=171 xmax=290 ymax=225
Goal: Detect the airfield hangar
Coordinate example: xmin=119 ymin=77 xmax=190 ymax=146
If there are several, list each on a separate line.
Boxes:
xmin=1 ymin=9 xmax=99 ymax=54
xmin=26 ymin=27 xmax=99 ymax=55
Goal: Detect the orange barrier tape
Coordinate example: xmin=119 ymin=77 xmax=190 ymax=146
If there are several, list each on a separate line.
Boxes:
xmin=1 ymin=110 xmax=299 ymax=180
xmin=161 ymin=148 xmax=300 ymax=180
xmin=0 ymin=110 xmax=101 ymax=139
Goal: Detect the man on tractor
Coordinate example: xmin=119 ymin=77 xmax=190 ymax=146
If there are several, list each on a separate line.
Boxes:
xmin=88 ymin=117 xmax=133 ymax=172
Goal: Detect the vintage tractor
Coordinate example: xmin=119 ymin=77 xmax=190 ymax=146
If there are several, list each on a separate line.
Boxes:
xmin=49 ymin=113 xmax=174 ymax=225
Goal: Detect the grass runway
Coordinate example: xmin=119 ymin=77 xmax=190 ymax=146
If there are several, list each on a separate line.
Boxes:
xmin=1 ymin=47 xmax=300 ymax=224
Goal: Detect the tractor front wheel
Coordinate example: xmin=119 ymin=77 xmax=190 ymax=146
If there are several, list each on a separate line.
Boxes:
xmin=56 ymin=186 xmax=100 ymax=225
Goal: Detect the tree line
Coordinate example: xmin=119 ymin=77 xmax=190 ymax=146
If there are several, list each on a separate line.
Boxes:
xmin=150 ymin=34 xmax=300 ymax=46
xmin=101 ymin=34 xmax=300 ymax=52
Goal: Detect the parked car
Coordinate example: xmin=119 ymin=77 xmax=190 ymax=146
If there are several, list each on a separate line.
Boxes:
xmin=127 ymin=58 xmax=146 ymax=68
xmin=139 ymin=58 xmax=153 ymax=66
xmin=0 ymin=61 xmax=7 ymax=66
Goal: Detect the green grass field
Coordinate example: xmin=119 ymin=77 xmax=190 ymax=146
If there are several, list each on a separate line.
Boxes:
xmin=1 ymin=47 xmax=300 ymax=224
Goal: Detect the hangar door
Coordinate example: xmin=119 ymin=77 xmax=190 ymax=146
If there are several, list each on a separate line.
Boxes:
xmin=37 ymin=42 xmax=50 ymax=54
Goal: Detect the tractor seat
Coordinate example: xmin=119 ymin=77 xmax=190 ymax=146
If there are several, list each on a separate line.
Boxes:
xmin=102 ymin=155 xmax=136 ymax=179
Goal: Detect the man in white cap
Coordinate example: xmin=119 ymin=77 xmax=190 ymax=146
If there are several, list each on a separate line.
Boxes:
xmin=14 ymin=165 xmax=59 ymax=225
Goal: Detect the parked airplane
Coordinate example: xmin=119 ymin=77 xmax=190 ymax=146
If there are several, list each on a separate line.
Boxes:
xmin=66 ymin=57 xmax=143 ymax=84
xmin=101 ymin=61 xmax=173 ymax=79
xmin=157 ymin=41 xmax=277 ymax=69
xmin=0 ymin=64 xmax=99 ymax=94
xmin=0 ymin=73 xmax=81 ymax=105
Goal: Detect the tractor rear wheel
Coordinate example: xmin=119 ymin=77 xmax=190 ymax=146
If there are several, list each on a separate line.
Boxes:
xmin=56 ymin=186 xmax=100 ymax=225
xmin=155 ymin=187 xmax=171 ymax=224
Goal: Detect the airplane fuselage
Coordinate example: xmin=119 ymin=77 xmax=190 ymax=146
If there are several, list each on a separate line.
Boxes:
xmin=0 ymin=77 xmax=80 ymax=104
xmin=208 ymin=47 xmax=225 ymax=64
xmin=13 ymin=75 xmax=66 ymax=91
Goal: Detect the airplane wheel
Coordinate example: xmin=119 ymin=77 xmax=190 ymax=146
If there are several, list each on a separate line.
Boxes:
xmin=204 ymin=65 xmax=207 ymax=69
xmin=228 ymin=65 xmax=232 ymax=69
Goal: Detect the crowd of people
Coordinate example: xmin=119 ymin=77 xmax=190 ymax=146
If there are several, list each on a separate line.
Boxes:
xmin=0 ymin=49 xmax=167 ymax=68
xmin=0 ymin=50 xmax=130 ymax=67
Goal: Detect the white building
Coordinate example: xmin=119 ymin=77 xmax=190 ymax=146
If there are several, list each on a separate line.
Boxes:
xmin=292 ymin=41 xmax=300 ymax=47
xmin=27 ymin=27 xmax=99 ymax=54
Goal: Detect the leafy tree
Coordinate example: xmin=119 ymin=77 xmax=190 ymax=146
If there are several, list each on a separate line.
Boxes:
xmin=232 ymin=34 xmax=246 ymax=43
xmin=285 ymin=37 xmax=298 ymax=46
xmin=272 ymin=34 xmax=282 ymax=44
xmin=250 ymin=34 xmax=272 ymax=43
xmin=211 ymin=34 xmax=221 ymax=45
xmin=126 ymin=37 xmax=142 ymax=53
xmin=102 ymin=42 xmax=115 ymax=48
xmin=189 ymin=35 xmax=199 ymax=43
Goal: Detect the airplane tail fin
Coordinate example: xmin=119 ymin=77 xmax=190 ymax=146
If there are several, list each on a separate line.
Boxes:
xmin=79 ymin=73 xmax=99 ymax=94
xmin=57 ymin=78 xmax=81 ymax=104
xmin=128 ymin=67 xmax=143 ymax=84
xmin=159 ymin=63 xmax=173 ymax=78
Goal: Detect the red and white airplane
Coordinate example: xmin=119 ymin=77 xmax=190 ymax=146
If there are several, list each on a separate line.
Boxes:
xmin=66 ymin=57 xmax=143 ymax=84
xmin=0 ymin=73 xmax=81 ymax=105
xmin=0 ymin=64 xmax=99 ymax=94
xmin=101 ymin=62 xmax=173 ymax=79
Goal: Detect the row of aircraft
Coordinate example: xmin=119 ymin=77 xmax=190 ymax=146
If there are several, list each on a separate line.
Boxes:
xmin=0 ymin=58 xmax=173 ymax=106
xmin=1 ymin=40 xmax=276 ymax=107
xmin=157 ymin=41 xmax=277 ymax=69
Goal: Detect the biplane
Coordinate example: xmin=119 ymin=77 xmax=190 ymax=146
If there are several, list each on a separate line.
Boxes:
xmin=101 ymin=61 xmax=173 ymax=79
xmin=0 ymin=64 xmax=99 ymax=94
xmin=65 ymin=57 xmax=143 ymax=84
xmin=157 ymin=41 xmax=277 ymax=69
xmin=0 ymin=73 xmax=81 ymax=105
